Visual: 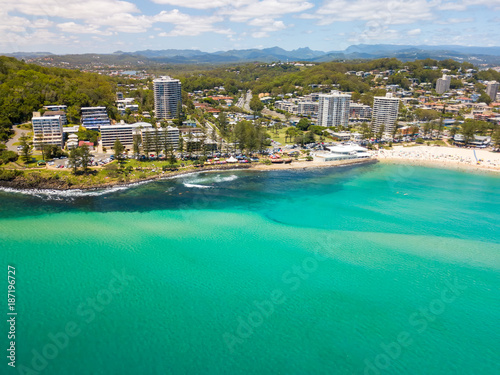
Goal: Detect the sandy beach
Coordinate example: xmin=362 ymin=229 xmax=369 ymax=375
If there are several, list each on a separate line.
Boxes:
xmin=250 ymin=158 xmax=375 ymax=170
xmin=374 ymin=146 xmax=500 ymax=173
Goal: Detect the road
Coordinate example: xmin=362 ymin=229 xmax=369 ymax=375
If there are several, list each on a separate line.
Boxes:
xmin=5 ymin=125 xmax=25 ymax=152
xmin=236 ymin=90 xmax=252 ymax=112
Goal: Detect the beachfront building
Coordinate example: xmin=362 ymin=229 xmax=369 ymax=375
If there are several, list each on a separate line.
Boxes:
xmin=371 ymin=93 xmax=400 ymax=135
xmin=100 ymin=122 xmax=153 ymax=149
xmin=141 ymin=126 xmax=180 ymax=153
xmin=32 ymin=115 xmax=63 ymax=150
xmin=318 ymin=92 xmax=351 ymax=127
xmin=486 ymin=81 xmax=499 ymax=101
xmin=313 ymin=144 xmax=370 ymax=162
xmin=436 ymin=75 xmax=451 ymax=95
xmin=153 ymin=76 xmax=182 ymax=120
xmin=81 ymin=107 xmax=111 ymax=130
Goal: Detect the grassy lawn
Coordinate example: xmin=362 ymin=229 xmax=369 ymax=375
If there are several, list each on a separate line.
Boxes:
xmin=14 ymin=154 xmax=46 ymax=167
xmin=268 ymin=127 xmax=293 ymax=145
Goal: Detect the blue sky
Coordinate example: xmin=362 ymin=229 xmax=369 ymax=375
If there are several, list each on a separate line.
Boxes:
xmin=1 ymin=0 xmax=499 ymax=54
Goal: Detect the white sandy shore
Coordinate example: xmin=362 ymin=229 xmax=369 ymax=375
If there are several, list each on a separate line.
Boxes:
xmin=374 ymin=146 xmax=500 ymax=173
xmin=250 ymin=158 xmax=375 ymax=170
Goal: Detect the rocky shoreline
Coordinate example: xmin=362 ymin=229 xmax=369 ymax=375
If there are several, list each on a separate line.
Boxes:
xmin=0 ymin=158 xmax=377 ymax=193
xmin=0 ymin=164 xmax=253 ymax=192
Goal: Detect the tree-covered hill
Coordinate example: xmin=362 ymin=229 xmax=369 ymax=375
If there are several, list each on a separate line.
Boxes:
xmin=0 ymin=56 xmax=115 ymax=141
xmin=178 ymin=58 xmax=479 ymax=97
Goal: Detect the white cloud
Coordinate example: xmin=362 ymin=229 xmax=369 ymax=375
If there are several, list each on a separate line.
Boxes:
xmin=248 ymin=18 xmax=288 ymax=35
xmin=1 ymin=0 xmax=499 ymax=52
xmin=57 ymin=22 xmax=112 ymax=35
xmin=303 ymin=0 xmax=435 ymax=25
xmin=437 ymin=2 xmax=467 ymax=11
xmin=150 ymin=0 xmax=239 ymax=9
xmin=0 ymin=27 xmax=75 ymax=50
xmin=93 ymin=13 xmax=152 ymax=33
xmin=437 ymin=17 xmax=475 ymax=24
xmin=3 ymin=0 xmax=140 ymax=20
xmin=252 ymin=31 xmax=269 ymax=38
xmin=0 ymin=15 xmax=30 ymax=33
xmin=155 ymin=10 xmax=231 ymax=37
xmin=221 ymin=0 xmax=314 ymax=22
xmin=348 ymin=24 xmax=400 ymax=44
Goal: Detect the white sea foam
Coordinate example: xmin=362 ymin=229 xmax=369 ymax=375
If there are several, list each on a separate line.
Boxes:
xmin=183 ymin=183 xmax=213 ymax=189
xmin=213 ymin=174 xmax=238 ymax=183
xmin=0 ymin=181 xmax=146 ymax=200
xmin=184 ymin=174 xmax=239 ymax=185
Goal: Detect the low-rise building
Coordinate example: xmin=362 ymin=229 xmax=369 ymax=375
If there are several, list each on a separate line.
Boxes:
xmin=67 ymin=134 xmax=79 ymax=150
xmin=274 ymin=100 xmax=298 ymax=113
xmin=297 ymin=101 xmax=319 ymax=116
xmin=349 ymin=103 xmax=372 ymax=119
xmin=313 ymin=144 xmax=370 ymax=162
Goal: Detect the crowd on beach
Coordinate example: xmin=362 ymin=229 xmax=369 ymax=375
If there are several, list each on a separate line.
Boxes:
xmin=374 ymin=146 xmax=500 ymax=171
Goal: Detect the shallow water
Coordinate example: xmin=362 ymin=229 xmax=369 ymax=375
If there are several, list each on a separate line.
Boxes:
xmin=1 ymin=163 xmax=499 ymax=374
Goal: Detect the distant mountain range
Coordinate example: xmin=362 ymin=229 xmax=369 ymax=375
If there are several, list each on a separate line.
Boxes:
xmin=5 ymin=44 xmax=500 ymax=65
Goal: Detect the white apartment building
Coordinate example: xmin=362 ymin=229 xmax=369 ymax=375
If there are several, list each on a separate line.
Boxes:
xmin=371 ymin=93 xmax=400 ymax=135
xmin=100 ymin=122 xmax=153 ymax=149
xmin=486 ymin=81 xmax=499 ymax=101
xmin=317 ymin=92 xmax=351 ymax=127
xmin=436 ymin=75 xmax=451 ymax=95
xmin=32 ymin=115 xmax=63 ymax=150
xmin=153 ymin=76 xmax=182 ymax=120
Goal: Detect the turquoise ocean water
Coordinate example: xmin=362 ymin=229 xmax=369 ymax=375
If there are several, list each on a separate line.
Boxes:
xmin=1 ymin=163 xmax=499 ymax=374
